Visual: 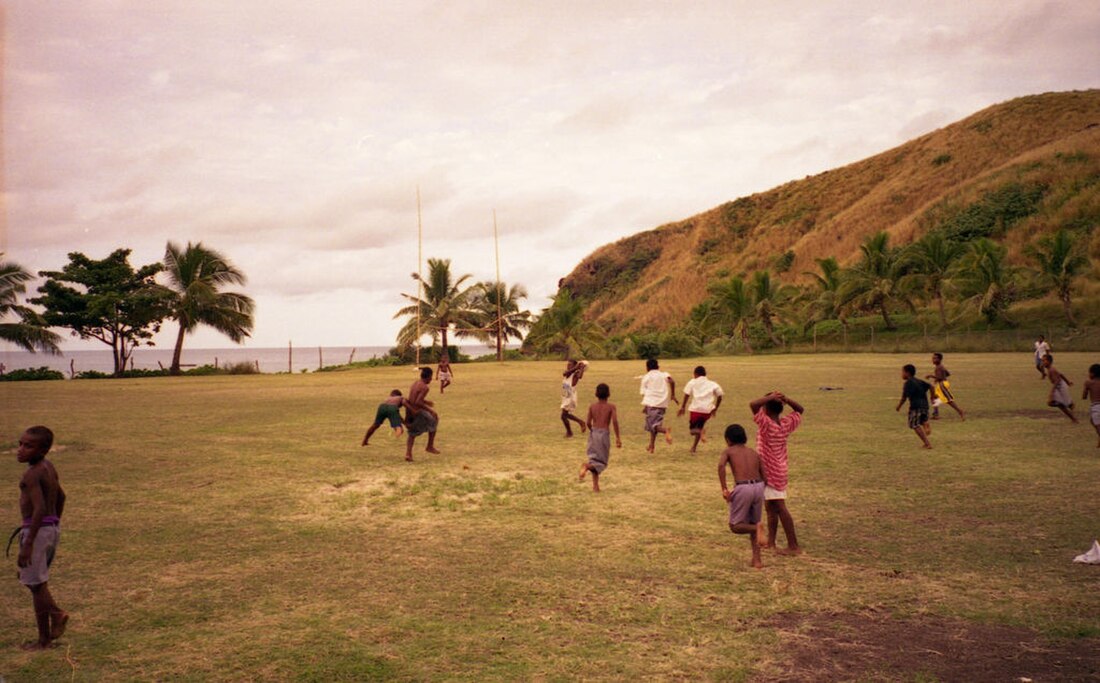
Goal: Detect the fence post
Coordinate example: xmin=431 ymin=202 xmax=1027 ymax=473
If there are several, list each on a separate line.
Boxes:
xmin=813 ymin=324 xmax=817 ymax=353
xmin=870 ymin=324 xmax=875 ymax=351
xmin=288 ymin=340 xmax=293 ymax=374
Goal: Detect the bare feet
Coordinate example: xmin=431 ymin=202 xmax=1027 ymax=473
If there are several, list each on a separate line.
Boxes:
xmin=50 ymin=611 xmax=69 ymax=640
xmin=426 ymin=447 xmax=442 ymax=454
xmin=922 ymin=444 xmax=932 ymax=449
xmin=361 ymin=438 xmax=370 ymax=446
xmin=777 ymin=546 xmax=803 ymax=556
xmin=759 ymin=543 xmax=776 ymax=550
xmin=405 ymin=454 xmax=414 ymax=462
xmin=565 ymin=433 xmax=574 ymax=438
xmin=646 ymin=445 xmax=654 ymax=453
xmin=751 ymin=557 xmax=763 ymax=569
xmin=665 ymin=429 xmax=673 ymax=445
xmin=579 ymin=463 xmax=589 ymax=481
xmin=20 ymin=641 xmax=55 ymax=651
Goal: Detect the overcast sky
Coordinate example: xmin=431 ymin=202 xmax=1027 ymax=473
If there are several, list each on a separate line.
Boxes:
xmin=3 ymin=1 xmax=1099 ymax=351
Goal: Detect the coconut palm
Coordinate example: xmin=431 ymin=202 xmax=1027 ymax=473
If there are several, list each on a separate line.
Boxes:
xmin=395 ymin=258 xmax=482 ymax=355
xmin=1026 ymin=228 xmax=1088 ymax=326
xmin=801 ymin=256 xmax=848 ymax=328
xmin=902 ymin=233 xmax=965 ymax=328
xmin=0 ymin=256 xmax=61 ymax=354
xmin=162 ymin=242 xmax=255 ymax=375
xmin=837 ymin=232 xmax=910 ymax=330
xmin=750 ymin=270 xmax=796 ymax=346
xmin=707 ymin=276 xmax=754 ymax=353
xmin=524 ymin=289 xmax=606 ymax=358
xmin=473 ymin=281 xmax=533 ymax=361
xmin=953 ymin=238 xmax=1017 ymax=324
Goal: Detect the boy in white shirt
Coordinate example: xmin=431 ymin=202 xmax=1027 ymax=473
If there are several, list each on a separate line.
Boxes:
xmin=677 ymin=365 xmax=724 ymax=453
xmin=639 ymin=358 xmax=677 ymax=453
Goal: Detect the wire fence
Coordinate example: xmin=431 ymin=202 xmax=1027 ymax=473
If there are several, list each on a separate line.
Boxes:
xmin=782 ymin=323 xmax=1096 ymax=354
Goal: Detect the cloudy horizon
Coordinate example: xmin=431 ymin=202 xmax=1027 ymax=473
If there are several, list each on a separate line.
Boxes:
xmin=3 ymin=1 xmax=1099 ymax=351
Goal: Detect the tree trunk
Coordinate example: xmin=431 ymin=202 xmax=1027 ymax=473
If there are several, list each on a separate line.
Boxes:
xmin=762 ymin=315 xmax=781 ymax=346
xmin=440 ymin=327 xmax=449 ymax=363
xmin=879 ymin=303 xmax=896 ymax=331
xmin=936 ymin=293 xmax=947 ymax=329
xmin=170 ymin=322 xmax=187 ymax=375
xmin=1061 ymin=289 xmax=1077 ymax=327
xmin=111 ymin=335 xmax=122 ymax=376
xmin=496 ymin=322 xmax=503 ymax=362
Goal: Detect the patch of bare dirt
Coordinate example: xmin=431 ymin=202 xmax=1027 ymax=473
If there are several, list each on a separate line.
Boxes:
xmin=759 ymin=610 xmax=1100 ymax=682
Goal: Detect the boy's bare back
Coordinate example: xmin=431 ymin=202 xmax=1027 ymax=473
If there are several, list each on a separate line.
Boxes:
xmin=587 ymin=401 xmax=617 ymax=430
xmin=720 ymin=444 xmax=765 ymax=482
xmin=1084 ymin=378 xmax=1100 ymax=403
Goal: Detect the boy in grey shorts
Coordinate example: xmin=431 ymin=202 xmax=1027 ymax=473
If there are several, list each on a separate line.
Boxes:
xmin=717 ymin=424 xmax=766 ymax=569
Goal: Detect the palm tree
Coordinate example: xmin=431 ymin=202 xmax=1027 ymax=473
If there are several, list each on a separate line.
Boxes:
xmin=524 ymin=289 xmax=606 ymax=358
xmin=0 ymin=256 xmax=61 ymax=354
xmin=902 ymin=233 xmax=965 ymax=328
xmin=394 ymin=258 xmax=481 ymax=355
xmin=953 ymin=238 xmax=1017 ymax=324
xmin=473 ymin=281 xmax=533 ymax=361
xmin=1026 ymin=228 xmax=1088 ymax=326
xmin=837 ymin=232 xmax=909 ymax=330
xmin=707 ymin=276 xmax=754 ymax=353
xmin=750 ymin=270 xmax=796 ymax=346
xmin=801 ymin=256 xmax=848 ymax=328
xmin=163 ymin=242 xmax=255 ymax=375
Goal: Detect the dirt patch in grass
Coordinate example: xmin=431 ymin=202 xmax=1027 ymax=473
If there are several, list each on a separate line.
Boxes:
xmin=760 ymin=610 xmax=1100 ymax=682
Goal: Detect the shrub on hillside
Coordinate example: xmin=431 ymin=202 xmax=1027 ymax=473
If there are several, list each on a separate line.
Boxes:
xmin=0 ymin=367 xmax=65 ymax=382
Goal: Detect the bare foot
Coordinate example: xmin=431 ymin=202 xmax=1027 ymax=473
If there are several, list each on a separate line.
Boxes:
xmin=922 ymin=444 xmax=932 ymax=449
xmin=690 ymin=447 xmax=697 ymax=454
xmin=20 ymin=641 xmax=55 ymax=651
xmin=405 ymin=455 xmax=414 ymax=462
xmin=50 ymin=611 xmax=69 ymax=640
xmin=565 ymin=433 xmax=574 ymax=439
xmin=361 ymin=439 xmax=369 ymax=447
xmin=579 ymin=464 xmax=588 ymax=481
xmin=580 ymin=423 xmax=587 ymax=433
xmin=777 ymin=547 xmax=803 ymax=556
xmin=426 ymin=447 xmax=442 ymax=454
xmin=751 ymin=557 xmax=763 ymax=569
xmin=665 ymin=429 xmax=673 ymax=445
xmin=759 ymin=543 xmax=776 ymax=550
xmin=646 ymin=445 xmax=654 ymax=454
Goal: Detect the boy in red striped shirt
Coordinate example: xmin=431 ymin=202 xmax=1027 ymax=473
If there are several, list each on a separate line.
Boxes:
xmin=750 ymin=391 xmax=804 ymax=555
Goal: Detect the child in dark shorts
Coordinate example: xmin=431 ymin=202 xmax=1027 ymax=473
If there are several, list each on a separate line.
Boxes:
xmin=896 ymin=364 xmax=934 ymax=449
xmin=717 ymin=424 xmax=766 ymax=569
xmin=362 ymin=390 xmax=405 ymax=446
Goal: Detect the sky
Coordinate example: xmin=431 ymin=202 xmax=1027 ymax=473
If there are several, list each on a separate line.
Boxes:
xmin=3 ymin=0 xmax=1099 ymax=350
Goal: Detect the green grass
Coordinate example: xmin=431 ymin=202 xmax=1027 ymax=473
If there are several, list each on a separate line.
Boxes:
xmin=1 ymin=354 xmax=1098 ymax=680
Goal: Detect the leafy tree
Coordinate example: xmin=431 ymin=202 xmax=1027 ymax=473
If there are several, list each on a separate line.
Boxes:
xmin=750 ymin=270 xmax=796 ymax=346
xmin=472 ymin=281 xmax=532 ymax=361
xmin=0 ymin=256 xmax=61 ymax=354
xmin=706 ymin=276 xmax=754 ymax=353
xmin=162 ymin=242 xmax=255 ymax=375
xmin=837 ymin=232 xmax=910 ymax=330
xmin=953 ymin=238 xmax=1017 ymax=324
xmin=801 ymin=256 xmax=848 ymax=328
xmin=394 ymin=258 xmax=481 ymax=355
xmin=524 ymin=289 xmax=606 ymax=358
xmin=32 ymin=249 xmax=171 ymax=375
xmin=1026 ymin=229 xmax=1088 ymax=326
xmin=902 ymin=233 xmax=965 ymax=328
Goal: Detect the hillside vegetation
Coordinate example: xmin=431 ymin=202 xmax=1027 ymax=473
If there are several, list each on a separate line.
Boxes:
xmin=560 ymin=90 xmax=1100 ymax=336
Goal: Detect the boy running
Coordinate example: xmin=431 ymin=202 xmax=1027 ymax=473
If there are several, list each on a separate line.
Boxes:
xmin=749 ymin=391 xmax=804 ymax=555
xmin=897 ymin=364 xmax=934 ymax=449
xmin=926 ymin=352 xmax=965 ymax=420
xmin=717 ymin=424 xmax=767 ymax=569
xmin=15 ymin=426 xmax=69 ymax=650
xmin=1082 ymin=364 xmax=1100 ymax=446
xmin=677 ymin=366 xmax=724 ymax=453
xmin=639 ymin=358 xmax=677 ymax=452
xmin=438 ymin=353 xmax=453 ymax=394
xmin=405 ymin=367 xmax=442 ymax=461
xmin=578 ymin=383 xmax=621 ymax=493
xmin=362 ymin=389 xmax=405 ymax=446
xmin=1034 ymin=335 xmax=1051 ymax=379
xmin=1043 ymin=353 xmax=1077 ymax=423
xmin=560 ymin=359 xmax=588 ymax=437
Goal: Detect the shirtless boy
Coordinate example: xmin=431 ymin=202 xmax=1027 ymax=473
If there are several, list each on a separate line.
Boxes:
xmin=578 ymin=383 xmax=621 ymax=493
xmin=438 ymin=353 xmax=453 ymax=394
xmin=897 ymin=364 xmax=934 ymax=449
xmin=677 ymin=366 xmax=724 ymax=454
xmin=639 ymin=358 xmax=677 ymax=453
xmin=1082 ymin=364 xmax=1100 ymax=446
xmin=361 ymin=389 xmax=405 ymax=446
xmin=560 ymin=359 xmax=588 ymax=437
xmin=717 ymin=424 xmax=767 ymax=569
xmin=1043 ymin=354 xmax=1078 ymax=423
xmin=926 ymin=352 xmax=965 ymax=420
xmin=15 ymin=426 xmax=68 ymax=650
xmin=405 ymin=367 xmax=442 ymax=461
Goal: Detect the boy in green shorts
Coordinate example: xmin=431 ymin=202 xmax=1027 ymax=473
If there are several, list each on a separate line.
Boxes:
xmin=362 ymin=390 xmax=405 ymax=446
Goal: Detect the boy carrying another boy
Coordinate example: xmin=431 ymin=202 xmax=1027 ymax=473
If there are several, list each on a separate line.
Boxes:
xmin=579 ymin=383 xmax=621 ymax=493
xmin=361 ymin=389 xmax=405 ymax=446
xmin=717 ymin=424 xmax=767 ymax=569
xmin=749 ymin=391 xmax=804 ymax=555
xmin=405 ymin=367 xmax=442 ymax=461
xmin=15 ymin=426 xmax=69 ymax=650
xmin=897 ymin=364 xmax=934 ymax=449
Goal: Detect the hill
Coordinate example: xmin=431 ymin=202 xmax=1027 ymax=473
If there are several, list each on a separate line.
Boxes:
xmin=560 ymin=90 xmax=1100 ymax=335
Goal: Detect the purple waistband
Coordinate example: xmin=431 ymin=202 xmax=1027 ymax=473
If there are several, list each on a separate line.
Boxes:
xmin=21 ymin=516 xmax=60 ymax=528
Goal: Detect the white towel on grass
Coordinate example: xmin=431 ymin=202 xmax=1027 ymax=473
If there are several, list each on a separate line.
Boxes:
xmin=1072 ymin=540 xmax=1100 ymax=564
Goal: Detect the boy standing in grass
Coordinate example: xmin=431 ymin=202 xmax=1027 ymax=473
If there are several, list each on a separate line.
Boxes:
xmin=438 ymin=353 xmax=453 ymax=394
xmin=579 ymin=383 xmax=621 ymax=493
xmin=717 ymin=424 xmax=767 ymax=569
xmin=926 ymin=352 xmax=965 ymax=421
xmin=639 ymin=358 xmax=677 ymax=453
xmin=361 ymin=389 xmax=405 ymax=446
xmin=1082 ymin=364 xmax=1100 ymax=447
xmin=896 ymin=364 xmax=934 ymax=449
xmin=15 ymin=426 xmax=69 ymax=651
xmin=560 ymin=359 xmax=588 ymax=438
xmin=405 ymin=367 xmax=442 ymax=461
xmin=677 ymin=366 xmax=724 ymax=454
xmin=1043 ymin=354 xmax=1077 ymax=423
xmin=749 ymin=391 xmax=804 ymax=555
xmin=1034 ymin=335 xmax=1051 ymax=379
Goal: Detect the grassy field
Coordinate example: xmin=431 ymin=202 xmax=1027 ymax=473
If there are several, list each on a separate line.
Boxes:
xmin=2 ymin=353 xmax=1099 ymax=681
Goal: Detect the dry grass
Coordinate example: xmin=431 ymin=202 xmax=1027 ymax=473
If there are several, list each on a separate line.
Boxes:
xmin=1 ymin=355 xmax=1098 ymax=680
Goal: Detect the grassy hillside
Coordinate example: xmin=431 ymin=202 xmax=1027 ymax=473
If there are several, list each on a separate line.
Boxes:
xmin=561 ymin=90 xmax=1100 ymax=335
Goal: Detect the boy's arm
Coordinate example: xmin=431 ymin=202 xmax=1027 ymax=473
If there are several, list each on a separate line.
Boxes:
xmin=711 ymin=394 xmax=722 ymax=415
xmin=783 ymin=395 xmax=805 ymax=414
xmin=677 ymin=393 xmax=689 ymax=416
xmin=56 ymin=480 xmax=66 ymax=520
xmin=896 ymin=388 xmax=907 ymax=411
xmin=667 ymin=376 xmax=678 ymax=404
xmin=612 ymin=406 xmax=622 ymax=447
xmin=586 ymin=405 xmax=594 ymax=430
xmin=17 ymin=471 xmax=45 ymax=567
xmin=717 ymin=453 xmax=730 ymax=499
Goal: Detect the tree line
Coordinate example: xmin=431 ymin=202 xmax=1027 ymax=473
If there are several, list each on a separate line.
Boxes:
xmin=0 ymin=243 xmax=254 ymax=376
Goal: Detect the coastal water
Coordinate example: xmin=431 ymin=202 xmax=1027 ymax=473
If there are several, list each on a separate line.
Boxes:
xmin=0 ymin=344 xmax=500 ymax=376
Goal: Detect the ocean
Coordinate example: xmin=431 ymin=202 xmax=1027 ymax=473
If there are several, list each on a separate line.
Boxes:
xmin=0 ymin=344 xmax=501 ymax=376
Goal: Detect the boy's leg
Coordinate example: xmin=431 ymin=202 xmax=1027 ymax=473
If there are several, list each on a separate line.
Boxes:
xmin=690 ymin=432 xmax=702 ymax=453
xmin=730 ymin=523 xmax=763 ymax=568
xmin=1056 ymin=405 xmax=1078 ymax=423
xmin=578 ymin=461 xmax=589 ymax=480
xmin=591 ymin=470 xmax=600 ymax=493
xmin=561 ymin=410 xmax=574 ymax=437
xmin=362 ymin=421 xmax=382 ymax=446
xmin=765 ymin=501 xmax=780 ymax=547
xmin=661 ymin=424 xmax=673 ymax=445
xmin=913 ymin=426 xmax=932 ymax=449
xmin=425 ymin=430 xmax=441 ymax=454
xmin=26 ymin=584 xmax=53 ymax=648
xmin=405 ymin=434 xmax=416 ymax=461
xmin=771 ymin=500 xmax=801 ymax=554
xmin=647 ymin=431 xmax=656 ymax=453
xmin=1092 ymin=420 xmax=1100 ymax=447
xmin=757 ymin=520 xmax=774 ymax=549
xmin=948 ymin=401 xmax=965 ymax=419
